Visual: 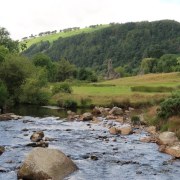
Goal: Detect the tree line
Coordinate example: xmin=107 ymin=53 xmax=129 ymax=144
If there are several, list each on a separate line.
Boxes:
xmin=23 ymin=20 xmax=180 ymax=75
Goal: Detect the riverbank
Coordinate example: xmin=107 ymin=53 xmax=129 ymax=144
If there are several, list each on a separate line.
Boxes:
xmin=0 ymin=110 xmax=180 ymax=179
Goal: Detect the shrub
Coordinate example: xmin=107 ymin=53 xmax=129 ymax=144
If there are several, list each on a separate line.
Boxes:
xmin=80 ymin=98 xmax=92 ymax=107
xmin=158 ymin=91 xmax=180 ymax=119
xmin=52 ymin=83 xmax=72 ymax=94
xmin=64 ymin=99 xmax=77 ymax=108
xmin=131 ymin=86 xmax=174 ymax=93
xmin=131 ymin=116 xmax=140 ymax=125
xmin=0 ymin=81 xmax=8 ymax=107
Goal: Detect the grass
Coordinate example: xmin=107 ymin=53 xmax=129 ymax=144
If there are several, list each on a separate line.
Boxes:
xmin=22 ymin=25 xmax=110 ymax=48
xmin=50 ymin=72 xmax=180 ymax=107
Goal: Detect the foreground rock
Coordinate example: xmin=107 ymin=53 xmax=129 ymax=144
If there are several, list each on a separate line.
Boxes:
xmin=158 ymin=131 xmax=179 ymax=145
xmin=0 ymin=113 xmax=22 ymax=121
xmin=17 ymin=147 xmax=78 ymax=180
xmin=30 ymin=131 xmax=44 ymax=142
xmin=0 ymin=146 xmax=5 ymax=156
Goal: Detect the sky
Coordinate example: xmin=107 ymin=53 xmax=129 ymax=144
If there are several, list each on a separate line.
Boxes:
xmin=1 ymin=0 xmax=180 ymax=40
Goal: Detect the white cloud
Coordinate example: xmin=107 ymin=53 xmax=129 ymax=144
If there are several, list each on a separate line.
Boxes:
xmin=0 ymin=0 xmax=180 ymax=40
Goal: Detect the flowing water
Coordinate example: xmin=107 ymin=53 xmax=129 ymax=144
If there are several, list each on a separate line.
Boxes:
xmin=0 ymin=106 xmax=180 ymax=180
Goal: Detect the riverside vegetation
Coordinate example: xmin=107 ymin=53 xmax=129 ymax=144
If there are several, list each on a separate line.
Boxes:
xmin=0 ymin=20 xmax=180 ymax=139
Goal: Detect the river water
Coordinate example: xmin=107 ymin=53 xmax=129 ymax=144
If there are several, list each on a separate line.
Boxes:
xmin=0 ymin=106 xmax=180 ymax=180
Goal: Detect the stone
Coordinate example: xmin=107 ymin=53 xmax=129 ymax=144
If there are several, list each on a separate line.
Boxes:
xmin=140 ymin=136 xmax=154 ymax=143
xmin=109 ymin=127 xmax=118 ymax=135
xmin=164 ymin=143 xmax=180 ymax=158
xmin=90 ymin=155 xmax=98 ymax=161
xmin=30 ymin=131 xmax=44 ymax=142
xmin=146 ymin=126 xmax=156 ymax=134
xmin=82 ymin=112 xmax=93 ymax=121
xmin=92 ymin=107 xmax=101 ymax=115
xmin=129 ymin=107 xmax=135 ymax=111
xmin=109 ymin=107 xmax=123 ymax=116
xmin=26 ymin=141 xmax=49 ymax=148
xmin=17 ymin=147 xmax=78 ymax=180
xmin=118 ymin=125 xmax=132 ymax=135
xmin=0 ymin=146 xmax=5 ymax=156
xmin=158 ymin=131 xmax=179 ymax=145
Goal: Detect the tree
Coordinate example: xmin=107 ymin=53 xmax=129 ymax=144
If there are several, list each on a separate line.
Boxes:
xmin=0 ymin=45 xmax=9 ymax=63
xmin=56 ymin=58 xmax=76 ymax=81
xmin=0 ymin=54 xmax=34 ymax=95
xmin=0 ymin=81 xmax=8 ymax=113
xmin=140 ymin=58 xmax=157 ymax=74
xmin=0 ymin=27 xmax=19 ymax=52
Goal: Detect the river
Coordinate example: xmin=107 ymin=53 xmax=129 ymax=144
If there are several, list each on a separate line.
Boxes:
xmin=0 ymin=106 xmax=180 ymax=179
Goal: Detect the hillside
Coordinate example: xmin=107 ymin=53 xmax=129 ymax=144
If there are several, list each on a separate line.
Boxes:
xmin=23 ymin=25 xmax=110 ymax=48
xmin=23 ymin=20 xmax=180 ymax=71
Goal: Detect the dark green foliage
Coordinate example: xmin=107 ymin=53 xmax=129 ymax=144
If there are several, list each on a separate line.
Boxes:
xmin=0 ymin=54 xmax=34 ymax=95
xmin=64 ymin=99 xmax=77 ymax=108
xmin=80 ymin=98 xmax=92 ymax=107
xmin=158 ymin=91 xmax=180 ymax=119
xmin=56 ymin=58 xmax=76 ymax=81
xmin=52 ymin=83 xmax=72 ymax=94
xmin=131 ymin=116 xmax=140 ymax=125
xmin=0 ymin=45 xmax=9 ymax=63
xmin=19 ymin=69 xmax=50 ymax=105
xmin=131 ymin=86 xmax=175 ymax=93
xmin=23 ymin=20 xmax=180 ymax=72
xmin=78 ymin=68 xmax=98 ymax=82
xmin=0 ymin=27 xmax=19 ymax=53
xmin=0 ymin=81 xmax=8 ymax=107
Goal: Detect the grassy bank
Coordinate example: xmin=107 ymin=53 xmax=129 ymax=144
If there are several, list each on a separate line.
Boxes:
xmin=50 ymin=72 xmax=180 ymax=108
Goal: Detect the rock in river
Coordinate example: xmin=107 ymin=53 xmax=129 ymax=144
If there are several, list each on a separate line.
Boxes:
xmin=17 ymin=147 xmax=78 ymax=180
xmin=158 ymin=131 xmax=179 ymax=145
xmin=82 ymin=112 xmax=93 ymax=121
xmin=0 ymin=146 xmax=5 ymax=156
xmin=30 ymin=131 xmax=44 ymax=142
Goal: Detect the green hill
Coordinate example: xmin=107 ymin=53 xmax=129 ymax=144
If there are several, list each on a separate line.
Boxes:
xmin=23 ymin=25 xmax=110 ymax=48
xmin=23 ymin=20 xmax=180 ymax=71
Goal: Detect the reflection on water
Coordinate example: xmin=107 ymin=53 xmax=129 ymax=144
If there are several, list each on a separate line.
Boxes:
xmin=8 ymin=105 xmax=91 ymax=118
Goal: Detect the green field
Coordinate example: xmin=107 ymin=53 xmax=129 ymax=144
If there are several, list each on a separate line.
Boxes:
xmin=23 ymin=25 xmax=110 ymax=48
xmin=51 ymin=72 xmax=180 ymax=107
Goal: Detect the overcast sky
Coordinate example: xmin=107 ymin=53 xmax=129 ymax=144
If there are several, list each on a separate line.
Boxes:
xmin=1 ymin=0 xmax=180 ymax=40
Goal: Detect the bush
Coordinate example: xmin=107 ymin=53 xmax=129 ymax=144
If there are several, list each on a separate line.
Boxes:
xmin=80 ymin=98 xmax=92 ymax=107
xmin=52 ymin=83 xmax=72 ymax=94
xmin=64 ymin=99 xmax=77 ymax=109
xmin=0 ymin=81 xmax=8 ymax=107
xmin=131 ymin=86 xmax=174 ymax=93
xmin=131 ymin=116 xmax=140 ymax=125
xmin=158 ymin=91 xmax=180 ymax=119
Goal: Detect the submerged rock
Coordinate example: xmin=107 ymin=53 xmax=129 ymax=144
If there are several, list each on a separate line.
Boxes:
xmin=0 ymin=146 xmax=5 ymax=156
xmin=17 ymin=147 xmax=78 ymax=180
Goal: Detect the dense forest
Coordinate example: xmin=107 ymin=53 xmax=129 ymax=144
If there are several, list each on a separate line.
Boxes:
xmin=23 ymin=20 xmax=180 ymax=74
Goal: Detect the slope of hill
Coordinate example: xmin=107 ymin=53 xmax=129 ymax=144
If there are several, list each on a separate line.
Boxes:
xmin=23 ymin=20 xmax=180 ymax=70
xmin=23 ymin=25 xmax=110 ymax=48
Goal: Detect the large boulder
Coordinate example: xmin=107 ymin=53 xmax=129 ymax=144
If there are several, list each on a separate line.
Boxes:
xmin=158 ymin=131 xmax=178 ymax=145
xmin=82 ymin=112 xmax=93 ymax=121
xmin=0 ymin=113 xmax=22 ymax=121
xmin=109 ymin=107 xmax=123 ymax=116
xmin=30 ymin=131 xmax=44 ymax=142
xmin=17 ymin=147 xmax=78 ymax=180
